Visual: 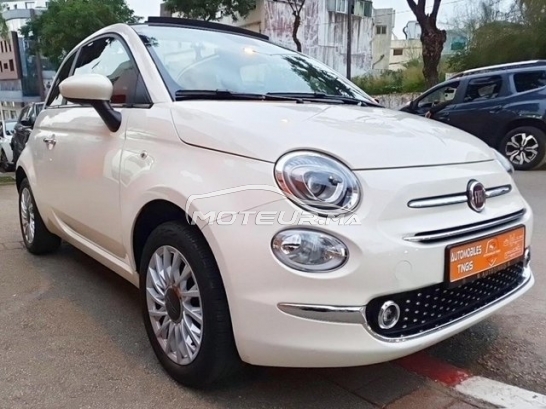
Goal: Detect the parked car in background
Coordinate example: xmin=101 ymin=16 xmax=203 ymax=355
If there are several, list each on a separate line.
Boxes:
xmin=401 ymin=62 xmax=546 ymax=170
xmin=15 ymin=18 xmax=534 ymax=388
xmin=10 ymin=102 xmax=44 ymax=166
xmin=0 ymin=119 xmax=17 ymax=171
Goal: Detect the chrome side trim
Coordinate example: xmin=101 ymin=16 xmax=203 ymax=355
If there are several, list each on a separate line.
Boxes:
xmin=277 ymin=303 xmax=364 ymax=324
xmin=403 ymin=210 xmax=525 ymax=243
xmin=408 ymin=185 xmax=512 ymax=209
xmin=362 ymin=267 xmax=532 ymax=343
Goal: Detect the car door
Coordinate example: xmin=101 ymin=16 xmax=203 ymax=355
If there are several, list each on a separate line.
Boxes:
xmin=444 ymin=75 xmax=508 ymax=144
xmin=405 ymin=80 xmax=462 ymax=124
xmin=35 ymin=35 xmax=149 ymax=259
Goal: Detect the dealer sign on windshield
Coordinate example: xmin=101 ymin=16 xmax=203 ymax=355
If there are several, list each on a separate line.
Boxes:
xmin=447 ymin=226 xmax=525 ymax=287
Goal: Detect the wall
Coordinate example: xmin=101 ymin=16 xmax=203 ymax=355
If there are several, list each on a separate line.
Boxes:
xmin=372 ymin=8 xmax=394 ymax=74
xmin=389 ymin=38 xmax=422 ymax=71
xmin=373 ymin=92 xmax=420 ymax=109
xmin=0 ymin=32 xmax=20 ymax=81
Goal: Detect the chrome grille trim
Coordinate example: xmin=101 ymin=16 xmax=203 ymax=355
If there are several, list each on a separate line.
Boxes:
xmin=404 ymin=210 xmax=526 ymax=243
xmin=408 ymin=185 xmax=512 ymax=209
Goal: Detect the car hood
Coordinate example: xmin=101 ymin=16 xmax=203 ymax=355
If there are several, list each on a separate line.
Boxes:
xmin=170 ymin=101 xmax=494 ymax=169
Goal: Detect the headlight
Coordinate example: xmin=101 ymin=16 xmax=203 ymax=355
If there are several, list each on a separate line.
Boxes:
xmin=493 ymin=149 xmax=514 ymax=174
xmin=274 ymin=151 xmax=361 ymax=216
xmin=272 ymin=229 xmax=349 ymax=272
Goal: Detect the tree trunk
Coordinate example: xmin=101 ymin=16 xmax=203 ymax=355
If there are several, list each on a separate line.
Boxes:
xmin=421 ymin=26 xmax=446 ymax=88
xmin=292 ymin=13 xmax=302 ymax=52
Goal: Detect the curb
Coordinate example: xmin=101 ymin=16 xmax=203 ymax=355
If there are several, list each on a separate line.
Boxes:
xmin=396 ymin=352 xmax=546 ymax=408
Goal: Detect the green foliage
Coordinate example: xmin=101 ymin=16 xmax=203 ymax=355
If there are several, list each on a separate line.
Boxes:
xmin=448 ymin=0 xmax=546 ymax=72
xmin=353 ymin=59 xmax=447 ymax=95
xmin=21 ymin=0 xmax=138 ymax=68
xmin=163 ymin=0 xmax=257 ymax=22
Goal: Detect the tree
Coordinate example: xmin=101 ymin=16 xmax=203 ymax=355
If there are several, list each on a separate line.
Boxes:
xmin=0 ymin=4 xmax=9 ymax=41
xmin=163 ymin=0 xmax=256 ymax=22
xmin=406 ymin=0 xmax=446 ymax=87
xmin=446 ymin=0 xmax=546 ymax=72
xmin=285 ymin=0 xmax=306 ymax=52
xmin=21 ymin=0 xmax=138 ymax=68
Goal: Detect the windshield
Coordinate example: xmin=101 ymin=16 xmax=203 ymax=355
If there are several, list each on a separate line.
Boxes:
xmin=134 ymin=25 xmax=374 ymax=103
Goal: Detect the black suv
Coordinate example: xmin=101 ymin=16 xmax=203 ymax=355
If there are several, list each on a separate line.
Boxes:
xmin=10 ymin=102 xmax=44 ymax=165
xmin=401 ymin=60 xmax=546 ymax=170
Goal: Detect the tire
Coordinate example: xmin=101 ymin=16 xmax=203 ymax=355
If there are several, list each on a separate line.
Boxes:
xmin=18 ymin=178 xmax=61 ymax=254
xmin=139 ymin=221 xmax=241 ymax=388
xmin=0 ymin=149 xmax=13 ymax=172
xmin=500 ymin=126 xmax=546 ymax=170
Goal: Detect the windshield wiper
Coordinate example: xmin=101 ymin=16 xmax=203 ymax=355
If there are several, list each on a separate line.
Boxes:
xmin=266 ymin=92 xmax=380 ymax=106
xmin=175 ymin=89 xmax=303 ymax=103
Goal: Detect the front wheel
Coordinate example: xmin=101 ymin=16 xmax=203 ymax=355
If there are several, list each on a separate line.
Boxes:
xmin=18 ymin=178 xmax=61 ymax=254
xmin=500 ymin=126 xmax=546 ymax=170
xmin=139 ymin=221 xmax=241 ymax=388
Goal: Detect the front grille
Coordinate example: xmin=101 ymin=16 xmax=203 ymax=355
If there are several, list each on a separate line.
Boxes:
xmin=365 ymin=262 xmax=526 ymax=339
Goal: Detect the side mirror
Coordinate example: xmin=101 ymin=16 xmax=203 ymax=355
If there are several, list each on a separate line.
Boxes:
xmin=60 ymin=73 xmax=121 ymax=132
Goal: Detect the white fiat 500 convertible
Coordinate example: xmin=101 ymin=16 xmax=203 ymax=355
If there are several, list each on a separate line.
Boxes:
xmin=15 ymin=17 xmax=534 ymax=387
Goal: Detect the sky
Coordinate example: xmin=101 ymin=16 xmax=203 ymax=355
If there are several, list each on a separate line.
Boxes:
xmin=124 ymin=0 xmax=503 ymax=39
xmin=378 ymin=0 xmax=469 ymax=38
xmin=126 ymin=0 xmax=163 ymax=20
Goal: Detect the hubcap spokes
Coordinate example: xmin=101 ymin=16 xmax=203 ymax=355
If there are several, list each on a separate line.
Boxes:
xmin=505 ymin=133 xmax=539 ymax=165
xmin=20 ymin=188 xmax=35 ymax=244
xmin=146 ymin=246 xmax=203 ymax=365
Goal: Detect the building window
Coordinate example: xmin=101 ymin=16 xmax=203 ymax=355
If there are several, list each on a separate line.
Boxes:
xmin=376 ymin=25 xmax=387 ymax=35
xmin=8 ymin=41 xmax=11 ymax=52
xmin=393 ymin=48 xmax=403 ymax=56
xmin=13 ymin=4 xmax=18 ymax=9
xmin=26 ymin=2 xmax=35 ymax=9
xmin=9 ymin=59 xmax=14 ymax=72
xmin=3 ymin=63 xmax=7 ymax=70
xmin=327 ymin=0 xmax=372 ymax=16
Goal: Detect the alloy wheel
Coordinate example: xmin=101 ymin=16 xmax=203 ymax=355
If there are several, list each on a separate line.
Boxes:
xmin=20 ymin=187 xmax=35 ymax=244
xmin=146 ymin=246 xmax=203 ymax=365
xmin=505 ymin=133 xmax=539 ymax=166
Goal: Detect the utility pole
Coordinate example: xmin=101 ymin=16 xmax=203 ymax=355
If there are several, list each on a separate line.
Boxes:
xmin=346 ymin=0 xmax=353 ymax=79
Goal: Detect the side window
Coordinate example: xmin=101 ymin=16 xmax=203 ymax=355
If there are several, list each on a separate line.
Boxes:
xmin=46 ymin=52 xmax=76 ymax=107
xmin=17 ymin=106 xmax=30 ymax=124
xmin=463 ymin=76 xmax=503 ymax=103
xmin=513 ymin=71 xmax=546 ymax=93
xmin=417 ymin=82 xmax=460 ymax=109
xmin=72 ymin=36 xmax=140 ymax=105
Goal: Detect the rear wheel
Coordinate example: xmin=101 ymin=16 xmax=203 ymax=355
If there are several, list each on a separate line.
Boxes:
xmin=500 ymin=126 xmax=546 ymax=170
xmin=139 ymin=221 xmax=241 ymax=388
xmin=18 ymin=178 xmax=61 ymax=254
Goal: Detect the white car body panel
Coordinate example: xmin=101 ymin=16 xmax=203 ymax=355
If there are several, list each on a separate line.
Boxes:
xmin=170 ymin=101 xmax=495 ymax=168
xmin=15 ymin=21 xmax=535 ymax=369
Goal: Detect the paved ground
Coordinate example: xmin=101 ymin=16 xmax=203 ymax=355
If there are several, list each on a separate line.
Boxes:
xmin=0 ymin=169 xmax=543 ymax=408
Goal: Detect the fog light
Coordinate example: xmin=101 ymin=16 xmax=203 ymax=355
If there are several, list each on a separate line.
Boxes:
xmin=272 ymin=229 xmax=348 ymax=272
xmin=524 ymin=247 xmax=531 ymax=268
xmin=378 ymin=301 xmax=400 ymax=330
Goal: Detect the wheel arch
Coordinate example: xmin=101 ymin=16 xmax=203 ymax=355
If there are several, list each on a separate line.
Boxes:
xmin=15 ymin=166 xmax=28 ymax=192
xmin=131 ymin=199 xmax=215 ymax=275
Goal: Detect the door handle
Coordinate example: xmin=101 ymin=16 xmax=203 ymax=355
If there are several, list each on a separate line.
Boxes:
xmin=43 ymin=135 xmax=56 ymax=147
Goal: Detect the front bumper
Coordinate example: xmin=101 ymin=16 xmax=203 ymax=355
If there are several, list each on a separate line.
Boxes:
xmin=201 ymin=160 xmax=535 ymax=367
